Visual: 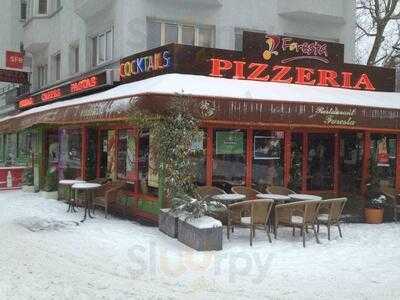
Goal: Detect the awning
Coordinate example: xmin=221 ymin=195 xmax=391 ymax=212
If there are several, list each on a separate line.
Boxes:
xmin=1 ymin=73 xmax=400 ymax=132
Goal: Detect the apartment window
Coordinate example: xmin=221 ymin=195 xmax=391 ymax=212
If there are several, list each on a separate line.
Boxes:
xmin=235 ymin=28 xmax=266 ymax=51
xmin=38 ymin=0 xmax=47 ymax=14
xmin=37 ymin=65 xmax=47 ymax=88
xmin=69 ymin=44 xmax=79 ymax=74
xmin=51 ymin=52 xmax=61 ymax=82
xmin=21 ymin=0 xmax=27 ymax=20
xmin=91 ymin=29 xmax=113 ymax=67
xmin=147 ymin=19 xmax=215 ymax=48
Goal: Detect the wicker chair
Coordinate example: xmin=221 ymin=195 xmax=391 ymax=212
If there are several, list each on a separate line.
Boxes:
xmin=92 ymin=180 xmax=126 ymax=218
xmin=274 ymin=200 xmax=321 ymax=247
xmin=227 ymin=199 xmax=274 ymax=246
xmin=381 ymin=186 xmax=400 ymax=222
xmin=317 ymin=198 xmax=347 ymax=240
xmin=266 ymin=186 xmax=296 ymax=196
xmin=195 ymin=186 xmax=226 ymax=201
xmin=231 ymin=186 xmax=261 ymax=200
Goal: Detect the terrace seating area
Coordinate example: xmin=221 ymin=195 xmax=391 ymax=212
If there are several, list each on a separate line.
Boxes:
xmin=197 ymin=184 xmax=349 ymax=247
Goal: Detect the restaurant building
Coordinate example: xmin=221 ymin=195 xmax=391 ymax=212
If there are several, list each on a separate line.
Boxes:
xmin=0 ymin=32 xmax=398 ymax=222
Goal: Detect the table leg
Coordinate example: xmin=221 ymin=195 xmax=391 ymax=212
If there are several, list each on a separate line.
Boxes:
xmin=81 ymin=191 xmax=88 ymax=222
xmin=72 ymin=188 xmax=78 ymax=213
xmin=88 ymin=190 xmax=94 ymax=219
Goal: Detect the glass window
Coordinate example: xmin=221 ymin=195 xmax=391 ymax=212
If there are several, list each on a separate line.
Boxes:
xmin=21 ymin=0 xmax=27 ymax=20
xmin=117 ymin=129 xmax=136 ymax=181
xmin=307 ymin=133 xmax=335 ymax=191
xmin=99 ymin=130 xmax=109 ymax=179
xmin=289 ymin=133 xmax=303 ymax=192
xmin=198 ymin=27 xmax=213 ymax=47
xmin=371 ymin=134 xmax=396 ymax=188
xmin=98 ymin=34 xmax=105 ymax=64
xmin=47 ymin=130 xmax=59 ymax=171
xmin=138 ymin=131 xmax=158 ymax=195
xmin=252 ymin=131 xmax=284 ymax=191
xmin=70 ymin=45 xmax=79 ymax=74
xmin=165 ymin=23 xmax=178 ymax=44
xmin=37 ymin=65 xmax=47 ymax=89
xmin=86 ymin=128 xmax=97 ymax=180
xmin=213 ymin=129 xmax=246 ymax=192
xmin=38 ymin=0 xmax=47 ymax=14
xmin=91 ymin=36 xmax=97 ymax=67
xmin=182 ymin=26 xmax=195 ymax=45
xmin=52 ymin=52 xmax=61 ymax=82
xmin=147 ymin=20 xmax=162 ymax=49
xmin=5 ymin=134 xmax=17 ymax=166
xmin=17 ymin=131 xmax=33 ymax=165
xmin=340 ymin=133 xmax=363 ymax=193
xmin=59 ymin=129 xmax=81 ymax=179
xmin=91 ymin=29 xmax=113 ymax=67
xmin=106 ymin=30 xmax=113 ymax=61
xmin=191 ymin=130 xmax=206 ymax=186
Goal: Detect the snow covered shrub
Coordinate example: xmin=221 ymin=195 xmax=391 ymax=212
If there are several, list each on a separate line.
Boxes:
xmin=366 ymin=195 xmax=386 ymax=209
xmin=171 ymin=194 xmax=226 ymax=219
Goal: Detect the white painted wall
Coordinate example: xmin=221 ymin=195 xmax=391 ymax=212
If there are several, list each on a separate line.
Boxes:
xmin=22 ymin=0 xmax=355 ymax=92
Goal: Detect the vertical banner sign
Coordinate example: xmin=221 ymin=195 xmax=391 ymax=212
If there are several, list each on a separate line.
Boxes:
xmin=6 ymin=51 xmax=24 ymax=69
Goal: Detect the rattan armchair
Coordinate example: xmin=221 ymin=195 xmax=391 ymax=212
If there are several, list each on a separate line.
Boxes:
xmin=227 ymin=199 xmax=274 ymax=246
xmin=231 ymin=186 xmax=261 ymax=200
xmin=274 ymin=200 xmax=321 ymax=247
xmin=381 ymin=186 xmax=400 ymax=222
xmin=92 ymin=180 xmax=126 ymax=218
xmin=317 ymin=198 xmax=347 ymax=240
xmin=195 ymin=186 xmax=226 ymax=201
xmin=266 ymin=186 xmax=296 ymax=196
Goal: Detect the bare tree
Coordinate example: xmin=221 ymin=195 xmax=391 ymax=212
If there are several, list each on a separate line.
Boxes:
xmin=356 ymin=0 xmax=400 ymax=67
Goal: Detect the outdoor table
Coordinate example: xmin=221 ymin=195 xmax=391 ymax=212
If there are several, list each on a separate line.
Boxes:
xmin=212 ymin=194 xmax=246 ymax=205
xmin=256 ymin=193 xmax=291 ymax=203
xmin=59 ymin=180 xmax=85 ymax=213
xmin=71 ymin=182 xmax=101 ymax=222
xmin=288 ymin=194 xmax=323 ymax=202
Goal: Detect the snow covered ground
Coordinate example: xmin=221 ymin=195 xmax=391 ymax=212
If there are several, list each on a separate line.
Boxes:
xmin=1 ymin=190 xmax=400 ymax=300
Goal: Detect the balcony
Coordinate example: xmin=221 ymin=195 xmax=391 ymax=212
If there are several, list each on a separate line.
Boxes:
xmin=74 ymin=0 xmax=115 ymax=19
xmin=278 ymin=0 xmax=345 ymax=24
xmin=23 ymin=18 xmax=50 ymax=53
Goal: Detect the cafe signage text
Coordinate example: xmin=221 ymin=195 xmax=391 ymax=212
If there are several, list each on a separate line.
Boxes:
xmin=17 ymin=70 xmax=112 ymax=110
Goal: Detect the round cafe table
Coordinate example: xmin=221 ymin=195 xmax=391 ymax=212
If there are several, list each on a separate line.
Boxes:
xmin=288 ymin=194 xmax=323 ymax=202
xmin=256 ymin=193 xmax=291 ymax=203
xmin=59 ymin=180 xmax=86 ymax=212
xmin=72 ymin=182 xmax=101 ymax=222
xmin=212 ymin=194 xmax=246 ymax=205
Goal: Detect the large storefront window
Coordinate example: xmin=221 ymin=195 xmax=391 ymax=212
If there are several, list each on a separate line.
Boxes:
xmin=59 ymin=129 xmax=81 ymax=179
xmin=307 ymin=133 xmax=335 ymax=191
xmin=0 ymin=134 xmax=4 ymax=165
xmin=213 ymin=129 xmax=246 ymax=192
xmin=17 ymin=130 xmax=33 ymax=165
xmin=47 ymin=130 xmax=59 ymax=171
xmin=191 ymin=130 xmax=206 ymax=186
xmin=290 ymin=132 xmax=303 ymax=192
xmin=340 ymin=133 xmax=363 ymax=193
xmin=252 ymin=130 xmax=284 ymax=191
xmin=117 ymin=129 xmax=136 ymax=182
xmin=138 ymin=131 xmax=158 ymax=196
xmin=5 ymin=133 xmax=17 ymax=166
xmin=371 ymin=134 xmax=396 ymax=188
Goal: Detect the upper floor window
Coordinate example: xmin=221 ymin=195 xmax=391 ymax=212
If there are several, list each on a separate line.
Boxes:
xmin=69 ymin=44 xmax=79 ymax=74
xmin=91 ymin=29 xmax=113 ymax=67
xmin=37 ymin=65 xmax=47 ymax=89
xmin=21 ymin=0 xmax=27 ymax=20
xmin=51 ymin=52 xmax=61 ymax=82
xmin=38 ymin=0 xmax=47 ymax=14
xmin=147 ymin=19 xmax=215 ymax=49
xmin=235 ymin=28 xmax=266 ymax=51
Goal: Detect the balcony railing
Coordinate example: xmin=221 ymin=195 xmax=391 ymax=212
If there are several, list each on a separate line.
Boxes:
xmin=277 ymin=0 xmax=345 ymax=24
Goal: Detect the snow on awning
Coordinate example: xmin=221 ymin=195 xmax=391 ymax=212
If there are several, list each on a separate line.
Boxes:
xmin=1 ymin=73 xmax=400 ymax=132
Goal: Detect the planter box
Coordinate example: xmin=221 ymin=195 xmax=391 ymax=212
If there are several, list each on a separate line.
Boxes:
xmin=365 ymin=208 xmax=384 ymax=224
xmin=177 ymin=216 xmax=223 ymax=251
xmin=159 ymin=209 xmax=181 ymax=238
xmin=22 ymin=185 xmax=35 ymax=193
xmin=39 ymin=191 xmax=59 ymax=200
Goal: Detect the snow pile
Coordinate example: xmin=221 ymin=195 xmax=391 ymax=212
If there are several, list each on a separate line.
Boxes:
xmin=0 ymin=190 xmax=400 ymax=299
xmin=184 ymin=216 xmax=222 ymax=229
xmin=17 ymin=217 xmax=79 ymax=232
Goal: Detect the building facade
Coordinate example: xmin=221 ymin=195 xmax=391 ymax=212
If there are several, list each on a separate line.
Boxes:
xmin=21 ymin=0 xmax=355 ymax=95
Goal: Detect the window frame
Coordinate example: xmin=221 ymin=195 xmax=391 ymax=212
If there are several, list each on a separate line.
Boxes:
xmin=51 ymin=51 xmax=61 ymax=82
xmin=90 ymin=28 xmax=114 ymax=68
xmin=147 ymin=19 xmax=215 ymax=48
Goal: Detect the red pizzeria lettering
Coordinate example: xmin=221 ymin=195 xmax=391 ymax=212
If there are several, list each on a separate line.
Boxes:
xmin=18 ymin=98 xmax=34 ymax=108
xmin=209 ymin=58 xmax=377 ymax=91
xmin=70 ymin=76 xmax=98 ymax=93
xmin=41 ymin=88 xmax=62 ymax=102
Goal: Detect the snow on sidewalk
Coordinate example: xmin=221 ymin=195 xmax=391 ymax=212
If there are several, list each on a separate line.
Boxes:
xmin=0 ymin=190 xmax=399 ymax=300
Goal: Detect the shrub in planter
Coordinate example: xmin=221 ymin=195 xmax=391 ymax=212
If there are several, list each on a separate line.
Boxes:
xmin=22 ymin=168 xmax=34 ymax=186
xmin=44 ymin=167 xmax=59 ymax=192
xmin=365 ymin=195 xmax=386 ymax=224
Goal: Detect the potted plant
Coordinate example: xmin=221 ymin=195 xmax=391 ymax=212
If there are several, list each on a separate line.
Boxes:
xmin=365 ymin=160 xmax=386 ymax=224
xmin=22 ymin=167 xmax=35 ymax=192
xmin=40 ymin=166 xmax=59 ymax=200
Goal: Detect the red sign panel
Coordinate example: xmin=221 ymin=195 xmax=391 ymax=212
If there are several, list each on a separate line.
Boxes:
xmin=0 ymin=68 xmax=28 ymax=84
xmin=6 ymin=51 xmax=24 ymax=69
xmin=17 ymin=71 xmax=112 ymax=110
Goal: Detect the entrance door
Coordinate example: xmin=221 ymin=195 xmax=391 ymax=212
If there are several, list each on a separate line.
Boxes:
xmin=307 ymin=133 xmax=335 ymax=191
xmin=340 ymin=133 xmax=363 ymax=193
